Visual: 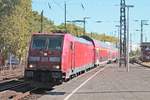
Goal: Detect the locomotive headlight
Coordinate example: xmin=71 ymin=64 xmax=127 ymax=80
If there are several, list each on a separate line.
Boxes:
xmin=29 ymin=64 xmax=35 ymax=68
xmin=56 ymin=65 xmax=60 ymax=69
xmin=44 ymin=52 xmax=48 ymax=56
xmin=53 ymin=65 xmax=60 ymax=69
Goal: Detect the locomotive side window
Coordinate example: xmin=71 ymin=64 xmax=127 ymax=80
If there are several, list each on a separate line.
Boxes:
xmin=32 ymin=36 xmax=47 ymax=49
xmin=70 ymin=42 xmax=74 ymax=50
xmin=48 ymin=37 xmax=62 ymax=50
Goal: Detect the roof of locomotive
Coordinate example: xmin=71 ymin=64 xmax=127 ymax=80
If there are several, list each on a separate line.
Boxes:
xmin=87 ymin=38 xmax=118 ymax=51
xmin=80 ymin=35 xmax=109 ymax=49
xmin=32 ymin=32 xmax=93 ymax=45
xmin=32 ymin=32 xmax=65 ymax=36
xmin=63 ymin=33 xmax=93 ymax=45
xmin=74 ymin=36 xmax=93 ymax=45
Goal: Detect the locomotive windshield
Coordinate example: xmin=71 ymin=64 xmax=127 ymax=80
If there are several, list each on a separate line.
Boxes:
xmin=48 ymin=37 xmax=62 ymax=50
xmin=32 ymin=36 xmax=47 ymax=49
xmin=31 ymin=35 xmax=62 ymax=50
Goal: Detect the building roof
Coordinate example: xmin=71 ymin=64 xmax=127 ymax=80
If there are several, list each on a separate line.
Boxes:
xmin=141 ymin=42 xmax=150 ymax=46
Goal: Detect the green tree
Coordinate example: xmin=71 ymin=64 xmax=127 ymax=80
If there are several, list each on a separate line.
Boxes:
xmin=0 ymin=0 xmax=118 ymax=63
xmin=57 ymin=23 xmax=84 ymax=36
xmin=0 ymin=0 xmax=32 ymax=62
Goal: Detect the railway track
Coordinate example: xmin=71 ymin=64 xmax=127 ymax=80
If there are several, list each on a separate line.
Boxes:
xmin=129 ymin=57 xmax=150 ymax=68
xmin=135 ymin=60 xmax=150 ymax=68
xmin=0 ymin=79 xmax=51 ymax=100
xmin=22 ymin=88 xmax=46 ymax=100
xmin=0 ymin=80 xmax=39 ymax=100
xmin=0 ymin=80 xmax=27 ymax=91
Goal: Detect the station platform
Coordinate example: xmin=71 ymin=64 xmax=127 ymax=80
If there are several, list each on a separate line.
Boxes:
xmin=39 ymin=63 xmax=150 ymax=100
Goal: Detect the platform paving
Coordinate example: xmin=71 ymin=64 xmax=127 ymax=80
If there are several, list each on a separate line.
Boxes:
xmin=39 ymin=63 xmax=150 ymax=100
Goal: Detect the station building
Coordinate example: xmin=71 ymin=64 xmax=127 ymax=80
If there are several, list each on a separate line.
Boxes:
xmin=141 ymin=42 xmax=150 ymax=62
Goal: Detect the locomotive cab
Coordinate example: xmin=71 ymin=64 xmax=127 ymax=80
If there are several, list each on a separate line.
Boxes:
xmin=25 ymin=33 xmax=64 ymax=83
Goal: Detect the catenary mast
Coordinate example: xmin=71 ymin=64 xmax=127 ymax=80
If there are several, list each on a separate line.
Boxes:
xmin=119 ymin=0 xmax=127 ymax=67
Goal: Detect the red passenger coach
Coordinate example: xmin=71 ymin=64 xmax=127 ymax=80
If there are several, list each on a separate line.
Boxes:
xmin=92 ymin=40 xmax=114 ymax=65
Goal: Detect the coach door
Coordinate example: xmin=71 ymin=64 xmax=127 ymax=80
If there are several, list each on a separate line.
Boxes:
xmin=70 ymin=42 xmax=75 ymax=72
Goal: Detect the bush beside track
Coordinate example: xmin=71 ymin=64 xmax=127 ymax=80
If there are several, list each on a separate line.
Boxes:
xmin=0 ymin=65 xmax=24 ymax=81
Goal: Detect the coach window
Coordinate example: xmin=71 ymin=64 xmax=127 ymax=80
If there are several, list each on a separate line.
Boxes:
xmin=100 ymin=56 xmax=102 ymax=61
xmin=96 ymin=49 xmax=99 ymax=57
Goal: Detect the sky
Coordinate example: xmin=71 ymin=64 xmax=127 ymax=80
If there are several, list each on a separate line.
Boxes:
xmin=32 ymin=0 xmax=150 ymax=45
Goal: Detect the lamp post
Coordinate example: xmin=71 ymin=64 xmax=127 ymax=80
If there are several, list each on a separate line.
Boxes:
xmin=64 ymin=1 xmax=85 ymax=32
xmin=135 ymin=20 xmax=149 ymax=44
xmin=64 ymin=1 xmax=67 ymax=32
xmin=40 ymin=10 xmax=43 ymax=32
xmin=130 ymin=32 xmax=132 ymax=53
xmin=67 ymin=20 xmax=79 ymax=36
xmin=141 ymin=20 xmax=149 ymax=43
xmin=83 ymin=17 xmax=90 ymax=35
xmin=67 ymin=17 xmax=90 ymax=35
xmin=115 ymin=25 xmax=120 ymax=44
xmin=115 ymin=25 xmax=120 ymax=66
xmin=126 ymin=5 xmax=134 ymax=72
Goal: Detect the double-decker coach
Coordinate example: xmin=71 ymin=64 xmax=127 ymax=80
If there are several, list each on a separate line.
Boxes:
xmin=80 ymin=36 xmax=112 ymax=66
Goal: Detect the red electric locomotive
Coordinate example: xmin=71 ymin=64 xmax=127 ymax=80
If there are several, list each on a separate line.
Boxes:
xmin=25 ymin=32 xmax=118 ymax=86
xmin=25 ymin=32 xmax=95 ymax=83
